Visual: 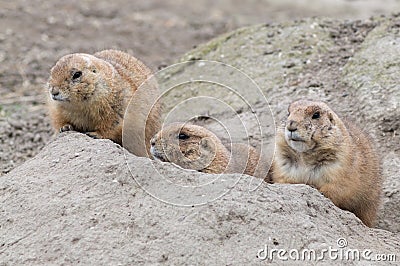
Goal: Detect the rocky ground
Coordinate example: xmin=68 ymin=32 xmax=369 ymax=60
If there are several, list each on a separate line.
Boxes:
xmin=0 ymin=0 xmax=399 ymax=264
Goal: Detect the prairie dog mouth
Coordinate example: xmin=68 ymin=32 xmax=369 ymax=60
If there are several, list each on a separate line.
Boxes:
xmin=284 ymin=130 xmax=314 ymax=153
xmin=150 ymin=146 xmax=167 ymax=162
xmin=51 ymin=93 xmax=68 ymax=102
xmin=285 ymin=130 xmax=304 ymax=142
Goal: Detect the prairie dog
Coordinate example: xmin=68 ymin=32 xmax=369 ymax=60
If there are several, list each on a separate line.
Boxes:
xmin=271 ymin=99 xmax=382 ymax=227
xmin=47 ymin=49 xmax=161 ymax=157
xmin=150 ymin=123 xmax=267 ymax=178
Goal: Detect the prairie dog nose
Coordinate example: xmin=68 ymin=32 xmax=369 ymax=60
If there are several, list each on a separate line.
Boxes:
xmin=287 ymin=120 xmax=298 ymax=132
xmin=50 ymin=86 xmax=59 ymax=96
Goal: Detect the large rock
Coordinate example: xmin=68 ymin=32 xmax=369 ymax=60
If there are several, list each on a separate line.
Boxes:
xmin=0 ymin=133 xmax=398 ymax=265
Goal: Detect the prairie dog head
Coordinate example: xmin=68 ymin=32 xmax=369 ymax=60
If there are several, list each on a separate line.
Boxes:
xmin=150 ymin=123 xmax=227 ymax=172
xmin=47 ymin=53 xmax=114 ymax=103
xmin=283 ymin=100 xmax=341 ymax=153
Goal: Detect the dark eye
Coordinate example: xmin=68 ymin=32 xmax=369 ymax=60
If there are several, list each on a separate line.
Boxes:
xmin=178 ymin=133 xmax=189 ymax=140
xmin=72 ymin=71 xmax=82 ymax=80
xmin=312 ymin=112 xmax=320 ymax=119
xmin=92 ymin=69 xmax=96 ymax=73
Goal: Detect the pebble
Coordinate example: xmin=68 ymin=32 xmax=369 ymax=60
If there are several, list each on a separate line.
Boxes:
xmin=25 ymin=132 xmax=34 ymax=141
xmin=8 ymin=119 xmax=24 ymax=130
xmin=33 ymin=134 xmax=42 ymax=142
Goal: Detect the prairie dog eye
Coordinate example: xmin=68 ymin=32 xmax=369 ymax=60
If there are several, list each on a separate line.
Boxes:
xmin=312 ymin=111 xmax=320 ymax=119
xmin=178 ymin=133 xmax=190 ymax=140
xmin=72 ymin=71 xmax=82 ymax=80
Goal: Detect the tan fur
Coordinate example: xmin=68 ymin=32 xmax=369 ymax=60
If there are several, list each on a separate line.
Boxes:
xmin=47 ymin=49 xmax=161 ymax=157
xmin=270 ymin=99 xmax=382 ymax=227
xmin=150 ymin=123 xmax=267 ymax=178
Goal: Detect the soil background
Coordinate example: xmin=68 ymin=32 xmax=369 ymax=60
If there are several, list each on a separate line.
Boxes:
xmin=1 ymin=0 xmax=400 ymax=175
xmin=1 ymin=1 xmax=400 ymax=264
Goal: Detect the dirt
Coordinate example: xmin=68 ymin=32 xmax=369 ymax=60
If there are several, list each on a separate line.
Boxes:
xmin=1 ymin=0 xmax=400 ymax=176
xmin=0 ymin=1 xmax=399 ymax=263
xmin=1 ymin=132 xmax=399 ymax=265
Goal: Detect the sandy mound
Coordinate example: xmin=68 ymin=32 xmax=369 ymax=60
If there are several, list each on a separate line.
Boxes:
xmin=1 ymin=133 xmax=398 ymax=264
